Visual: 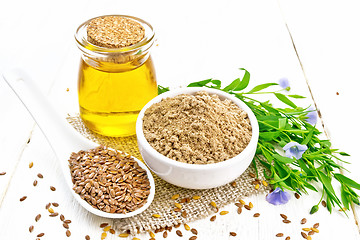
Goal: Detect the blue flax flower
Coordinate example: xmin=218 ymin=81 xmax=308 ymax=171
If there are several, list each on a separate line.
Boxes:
xmin=283 ymin=142 xmax=308 ymax=160
xmin=266 ymin=187 xmax=291 ymax=205
xmin=278 ymin=77 xmax=290 ymax=91
xmin=305 ymin=106 xmax=318 ymax=125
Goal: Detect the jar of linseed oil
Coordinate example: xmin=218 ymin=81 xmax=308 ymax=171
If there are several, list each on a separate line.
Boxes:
xmin=75 ymin=15 xmax=157 ymax=136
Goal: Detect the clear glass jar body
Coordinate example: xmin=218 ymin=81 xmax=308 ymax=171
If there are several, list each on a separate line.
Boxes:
xmin=75 ymin=15 xmax=157 ymax=137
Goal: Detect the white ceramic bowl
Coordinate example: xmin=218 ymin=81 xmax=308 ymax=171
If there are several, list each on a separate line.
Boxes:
xmin=136 ymin=87 xmax=259 ymax=189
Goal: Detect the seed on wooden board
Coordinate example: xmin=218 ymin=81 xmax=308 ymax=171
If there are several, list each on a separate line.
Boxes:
xmin=182 ymin=211 xmax=187 ymax=218
xmin=253 ymin=213 xmax=260 ymax=217
xmin=214 ymin=207 xmax=219 ymax=213
xmin=237 ymin=207 xmax=242 ymax=214
xmin=191 ymin=228 xmax=198 ymax=235
xmin=33 ymin=180 xmax=38 ymax=186
xmin=152 ymin=214 xmax=161 ymax=218
xmin=308 ymin=231 xmax=315 ymax=235
xmin=189 ymin=236 xmax=197 ymax=240
xmin=210 ymin=201 xmax=217 ymax=208
xmin=313 ymin=223 xmax=319 ymax=228
xmin=45 ymin=203 xmax=51 ymax=209
xmin=302 ymin=228 xmax=311 ymax=231
xmin=133 ymin=238 xmax=140 ymax=240
xmin=48 ymin=208 xmax=54 ymax=213
xmin=176 ymin=230 xmax=183 ymax=237
xmin=239 ymin=199 xmax=246 ymax=205
xmin=63 ymin=223 xmax=69 ymax=229
xmin=174 ymin=223 xmax=181 ymax=228
xmin=109 ymin=229 xmax=115 ymax=234
xmin=52 ymin=202 xmax=59 ymax=207
xmin=210 ymin=215 xmax=216 ymax=221
xmin=20 ymin=196 xmax=27 ymax=201
xmin=280 ymin=214 xmax=287 ymax=220
xmin=85 ymin=235 xmax=90 ymax=240
xmin=249 ymin=202 xmax=253 ymax=208
xmin=244 ymin=205 xmax=251 ymax=210
xmin=29 ymin=162 xmax=34 ymax=168
xmin=100 ymin=223 xmax=108 ymax=228
xmin=301 ymin=232 xmax=308 ymax=239
xmin=295 ymin=193 xmax=300 ymax=199
xmin=35 ymin=214 xmax=41 ymax=222
xmin=184 ymin=223 xmax=190 ymax=231
xmin=235 ymin=203 xmax=243 ymax=208
xmin=307 ymin=236 xmax=312 ymax=240
xmin=50 ymin=212 xmax=59 ymax=217
xmin=276 ymin=233 xmax=284 ymax=237
xmin=149 ymin=238 xmax=155 ymax=240
xmin=172 ymin=194 xmax=180 ymax=200
xmin=37 ymin=173 xmax=43 ymax=178
xmin=119 ymin=233 xmax=129 ymax=237
xmin=230 ymin=232 xmax=237 ymax=236
xmin=163 ymin=231 xmax=168 ymax=238
xmin=59 ymin=214 xmax=65 ymax=221
xmin=101 ymin=232 xmax=107 ymax=239
xmin=220 ymin=211 xmax=229 ymax=215
xmin=283 ymin=220 xmax=291 ymax=224
xmin=50 ymin=186 xmax=56 ymax=191
xmin=321 ymin=200 xmax=327 ymax=207
xmin=66 ymin=230 xmax=71 ymax=237
xmin=285 ymin=237 xmax=290 ymax=240
xmin=0 ymin=172 xmax=6 ymax=175
xmin=37 ymin=233 xmax=45 ymax=237
xmin=301 ymin=218 xmax=307 ymax=224
xmin=29 ymin=225 xmax=34 ymax=233
xmin=311 ymin=228 xmax=319 ymax=233
xmin=64 ymin=220 xmax=72 ymax=224
xmin=103 ymin=226 xmax=111 ymax=232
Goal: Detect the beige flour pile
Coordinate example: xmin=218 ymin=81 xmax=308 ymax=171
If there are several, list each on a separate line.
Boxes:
xmin=143 ymin=91 xmax=252 ymax=164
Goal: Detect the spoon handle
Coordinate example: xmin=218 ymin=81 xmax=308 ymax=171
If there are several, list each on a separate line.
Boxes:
xmin=2 ymin=69 xmax=90 ymax=160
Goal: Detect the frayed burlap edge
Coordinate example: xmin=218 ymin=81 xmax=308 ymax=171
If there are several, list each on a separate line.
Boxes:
xmin=67 ymin=115 xmax=270 ymax=234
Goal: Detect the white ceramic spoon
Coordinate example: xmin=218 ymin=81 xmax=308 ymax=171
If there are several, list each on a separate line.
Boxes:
xmin=2 ymin=69 xmax=155 ymax=219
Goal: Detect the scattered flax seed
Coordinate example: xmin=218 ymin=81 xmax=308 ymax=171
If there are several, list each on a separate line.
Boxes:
xmin=249 ymin=202 xmax=253 ymax=208
xmin=210 ymin=215 xmax=216 ymax=221
xmin=176 ymin=230 xmax=183 ymax=237
xmin=163 ymin=231 xmax=168 ymax=238
xmin=37 ymin=233 xmax=45 ymax=237
xmin=20 ymin=196 xmax=27 ymax=201
xmin=29 ymin=162 xmax=34 ymax=168
xmin=280 ymin=214 xmax=287 ymax=220
xmin=35 ymin=214 xmax=41 ymax=222
xmin=302 ymin=228 xmax=311 ymax=232
xmin=149 ymin=231 xmax=155 ymax=238
xmin=184 ymin=224 xmax=190 ymax=231
xmin=255 ymin=184 xmax=260 ymax=190
xmin=220 ymin=211 xmax=229 ymax=215
xmin=190 ymin=229 xmax=198 ymax=235
xmin=33 ymin=180 xmax=38 ymax=186
xmin=308 ymin=231 xmax=315 ymax=236
xmin=66 ymin=230 xmax=71 ymax=237
xmin=87 ymin=16 xmax=145 ymax=48
xmin=152 ymin=214 xmax=161 ymax=218
xmin=301 ymin=232 xmax=308 ymax=239
xmin=66 ymin=88 xmax=69 ymax=92
xmin=244 ymin=205 xmax=251 ymax=211
xmin=101 ymin=232 xmax=107 ymax=239
xmin=313 ymin=223 xmax=319 ymax=228
xmin=175 ymin=203 xmax=182 ymax=209
xmin=172 ymin=194 xmax=180 ymax=200
xmin=214 ymin=207 xmax=219 ymax=213
xmin=295 ymin=193 xmax=300 ymax=199
xmin=235 ymin=203 xmax=243 ymax=208
xmin=321 ymin=200 xmax=327 ymax=207
xmin=230 ymin=232 xmax=237 ymax=236
xmin=174 ymin=223 xmax=181 ymax=228
xmin=182 ymin=211 xmax=187 ymax=218
xmin=174 ymin=207 xmax=181 ymax=212
xmin=307 ymin=236 xmax=312 ymax=240
xmin=52 ymin=202 xmax=59 ymax=207
xmin=0 ymin=172 xmax=6 ymax=175
xmin=237 ymin=207 xmax=242 ymax=214
xmin=50 ymin=212 xmax=59 ymax=217
xmin=37 ymin=173 xmax=43 ymax=178
xmin=253 ymin=213 xmax=260 ymax=217
xmin=231 ymin=181 xmax=237 ymax=187
xmin=48 ymin=208 xmax=54 ymax=213
xmin=64 ymin=219 xmax=72 ymax=224
xmin=249 ymin=173 xmax=256 ymax=178
xmin=29 ymin=225 xmax=34 ymax=233
xmin=262 ymin=180 xmax=268 ymax=187
xmin=189 ymin=236 xmax=197 ymax=240
xmin=45 ymin=203 xmax=51 ymax=209
xmin=50 ymin=186 xmax=56 ymax=191
xmin=283 ymin=220 xmax=291 ymax=224
xmin=276 ymin=233 xmax=284 ymax=237
xmin=85 ymin=235 xmax=90 ymax=240
xmin=103 ymin=226 xmax=111 ymax=231
xmin=311 ymin=228 xmax=319 ymax=233
xmin=301 ymin=218 xmax=307 ymax=224
xmin=63 ymin=223 xmax=69 ymax=229
xmin=239 ymin=199 xmax=246 ymax=205
xmin=210 ymin=201 xmax=217 ymax=208
xmin=192 ymin=195 xmax=201 ymax=200
xmin=285 ymin=237 xmax=290 ymax=240
xmin=119 ymin=233 xmax=129 ymax=238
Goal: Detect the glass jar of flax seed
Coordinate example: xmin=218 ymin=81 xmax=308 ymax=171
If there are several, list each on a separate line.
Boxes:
xmin=75 ymin=15 xmax=157 ymax=137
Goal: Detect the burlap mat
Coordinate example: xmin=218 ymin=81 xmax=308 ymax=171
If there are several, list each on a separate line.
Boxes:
xmin=67 ymin=116 xmax=270 ymax=234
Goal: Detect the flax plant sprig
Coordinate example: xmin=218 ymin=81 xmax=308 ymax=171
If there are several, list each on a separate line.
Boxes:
xmin=158 ymin=68 xmax=360 ymax=214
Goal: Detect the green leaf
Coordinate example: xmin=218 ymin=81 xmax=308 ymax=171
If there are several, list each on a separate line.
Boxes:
xmin=273 ymin=154 xmax=296 ymax=164
xmin=187 ymin=79 xmax=212 ymax=87
xmin=274 ymin=93 xmax=297 ymax=108
xmin=334 ymin=174 xmax=360 ymax=190
xmin=223 ymin=78 xmax=240 ymax=91
xmin=326 ymin=196 xmax=333 ymax=213
xmin=247 ymin=83 xmax=278 ymax=93
xmin=288 ymin=94 xmax=306 ymax=99
xmin=340 ymin=185 xmax=350 ymax=210
xmin=339 ymin=152 xmax=350 ymax=156
xmin=158 ymin=85 xmax=169 ymax=94
xmin=233 ymin=68 xmax=250 ymax=91
xmin=208 ymin=80 xmax=221 ymax=89
xmin=278 ymin=118 xmax=287 ymax=129
xmin=259 ymin=131 xmax=280 ymax=141
xmin=301 ymin=126 xmax=315 ymax=145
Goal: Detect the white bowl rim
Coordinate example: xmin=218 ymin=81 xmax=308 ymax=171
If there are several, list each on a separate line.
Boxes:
xmin=136 ymin=87 xmax=259 ymax=170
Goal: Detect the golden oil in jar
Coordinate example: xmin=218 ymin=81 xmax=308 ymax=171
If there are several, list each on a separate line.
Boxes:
xmin=75 ymin=15 xmax=157 ymax=136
